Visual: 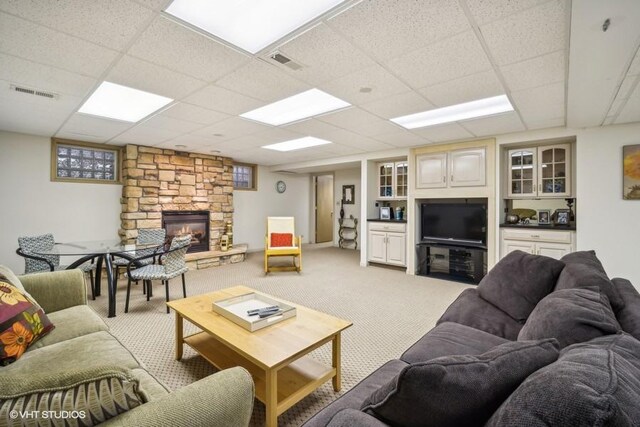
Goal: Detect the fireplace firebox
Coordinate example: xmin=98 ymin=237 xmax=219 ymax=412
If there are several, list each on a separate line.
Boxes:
xmin=162 ymin=211 xmax=210 ymax=253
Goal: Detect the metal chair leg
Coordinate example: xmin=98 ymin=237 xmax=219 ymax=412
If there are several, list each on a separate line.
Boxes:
xmin=125 ymin=277 xmax=132 ymax=313
xmin=181 ymin=274 xmax=186 ymax=298
xmin=165 ymin=279 xmax=170 ymax=314
xmin=89 ymin=270 xmax=95 ymax=300
xmin=145 ymin=280 xmax=151 ymax=301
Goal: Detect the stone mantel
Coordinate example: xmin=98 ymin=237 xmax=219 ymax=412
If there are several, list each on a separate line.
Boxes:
xmin=119 ymin=144 xmax=234 ymax=252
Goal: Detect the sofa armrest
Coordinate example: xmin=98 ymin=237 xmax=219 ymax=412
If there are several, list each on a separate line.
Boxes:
xmin=101 ymin=367 xmax=254 ymax=427
xmin=18 ymin=269 xmax=87 ymax=313
xmin=327 ymin=409 xmax=389 ymax=427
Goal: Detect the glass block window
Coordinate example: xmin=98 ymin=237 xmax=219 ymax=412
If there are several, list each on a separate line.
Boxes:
xmin=52 ymin=139 xmax=120 ymax=183
xmin=233 ymin=163 xmax=257 ymax=190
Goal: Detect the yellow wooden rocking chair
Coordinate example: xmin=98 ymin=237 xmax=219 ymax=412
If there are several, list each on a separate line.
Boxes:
xmin=264 ymin=216 xmax=302 ymax=274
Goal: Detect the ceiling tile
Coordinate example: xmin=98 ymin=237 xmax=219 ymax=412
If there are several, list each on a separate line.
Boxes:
xmin=130 ymin=0 xmax=168 ymax=11
xmin=192 ymin=117 xmax=272 ymax=140
xmin=412 ymin=123 xmax=474 ymax=142
xmin=459 ymin=112 xmax=526 ymax=136
xmin=519 ymin=102 xmax=565 ymax=126
xmin=215 ymin=59 xmax=310 ymax=103
xmin=107 ymin=55 xmax=205 ymax=100
xmin=319 ymin=143 xmax=365 ymax=156
xmin=374 ymin=130 xmax=429 ymax=148
xmin=0 ymin=53 xmax=96 ymax=98
xmin=322 ymin=129 xmax=394 ymax=151
xmin=127 ymin=16 xmax=250 ymax=81
xmin=56 ymin=113 xmax=133 ymax=142
xmin=283 ymin=118 xmax=344 ymax=139
xmin=0 ymin=78 xmax=83 ymax=114
xmin=465 ymin=0 xmax=550 ymax=25
xmin=159 ymin=102 xmax=229 ymax=125
xmin=316 ymin=107 xmax=403 ymax=137
xmin=511 ymin=81 xmax=565 ymax=116
xmin=0 ymin=0 xmax=154 ymax=50
xmin=0 ymin=101 xmax=69 ymax=136
xmin=0 ymin=12 xmax=118 ymax=77
xmin=419 ymin=70 xmax=504 ymax=107
xmin=319 ymin=64 xmax=410 ymax=106
xmin=184 ymin=85 xmax=264 ymax=115
xmin=385 ymin=31 xmax=492 ymax=89
xmin=111 ymin=123 xmax=181 ymax=145
xmin=360 ymin=91 xmax=434 ymax=119
xmin=153 ymin=139 xmax=210 ymax=152
xmin=480 ymin=0 xmax=568 ymax=66
xmin=165 ymin=133 xmax=223 ymax=148
xmin=525 ymin=116 xmax=565 ymax=130
xmin=276 ymin=23 xmax=376 ymax=86
xmin=141 ymin=114 xmax=204 ymax=134
xmin=328 ymin=0 xmax=470 ymax=61
xmin=501 ymin=50 xmax=565 ymax=92
xmin=615 ymin=84 xmax=640 ymax=124
xmin=628 ymin=50 xmax=640 ymax=76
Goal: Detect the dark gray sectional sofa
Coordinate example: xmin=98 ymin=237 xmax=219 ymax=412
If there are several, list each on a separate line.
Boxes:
xmin=303 ymin=250 xmax=640 ymax=427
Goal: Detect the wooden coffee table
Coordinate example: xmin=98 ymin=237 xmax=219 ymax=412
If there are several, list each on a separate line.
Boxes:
xmin=167 ymin=286 xmax=352 ymax=427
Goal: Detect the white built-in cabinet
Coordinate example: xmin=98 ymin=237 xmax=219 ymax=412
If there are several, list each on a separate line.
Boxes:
xmin=500 ymin=228 xmax=575 ymax=260
xmin=378 ymin=161 xmax=408 ymax=199
xmin=367 ymin=222 xmax=406 ymax=266
xmin=416 ymin=147 xmax=486 ymax=189
xmin=507 ymin=144 xmax=571 ymax=198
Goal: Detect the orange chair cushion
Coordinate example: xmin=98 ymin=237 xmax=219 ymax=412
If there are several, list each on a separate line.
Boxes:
xmin=270 ymin=233 xmax=293 ymax=247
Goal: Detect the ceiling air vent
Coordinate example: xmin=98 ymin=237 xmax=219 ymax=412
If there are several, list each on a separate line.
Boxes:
xmin=10 ymin=84 xmax=58 ymax=100
xmin=269 ymin=52 xmax=303 ymax=71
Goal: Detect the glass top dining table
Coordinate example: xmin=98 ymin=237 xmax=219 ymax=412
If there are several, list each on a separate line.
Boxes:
xmin=32 ymin=239 xmax=164 ymax=318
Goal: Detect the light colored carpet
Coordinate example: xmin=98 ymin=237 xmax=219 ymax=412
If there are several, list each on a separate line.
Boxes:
xmin=88 ymin=246 xmax=470 ymax=426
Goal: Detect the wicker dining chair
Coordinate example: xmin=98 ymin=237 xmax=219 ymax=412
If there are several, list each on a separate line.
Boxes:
xmin=16 ymin=233 xmax=97 ymax=295
xmin=125 ymin=234 xmax=191 ymax=314
xmin=112 ymin=228 xmax=166 ymax=288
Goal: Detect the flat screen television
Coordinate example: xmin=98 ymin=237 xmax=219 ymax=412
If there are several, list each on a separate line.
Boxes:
xmin=421 ymin=201 xmax=487 ymax=247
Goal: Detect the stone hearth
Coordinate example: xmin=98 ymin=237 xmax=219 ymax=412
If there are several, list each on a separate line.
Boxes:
xmin=119 ymin=144 xmax=245 ymax=268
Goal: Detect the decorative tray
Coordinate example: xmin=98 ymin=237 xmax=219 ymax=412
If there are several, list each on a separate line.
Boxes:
xmin=212 ymin=292 xmax=296 ymax=332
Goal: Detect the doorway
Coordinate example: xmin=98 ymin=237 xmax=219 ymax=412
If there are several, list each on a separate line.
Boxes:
xmin=315 ymin=175 xmax=334 ymax=243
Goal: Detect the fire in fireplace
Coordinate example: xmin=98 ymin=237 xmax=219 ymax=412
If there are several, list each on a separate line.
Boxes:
xmin=162 ymin=211 xmax=210 ymax=253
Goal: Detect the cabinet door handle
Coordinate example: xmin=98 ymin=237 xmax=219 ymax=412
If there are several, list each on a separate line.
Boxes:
xmin=533 ymin=184 xmax=536 ymax=192
xmin=442 ymin=176 xmax=445 ymax=182
xmin=531 ymin=234 xmax=540 ymax=238
xmin=451 ymin=175 xmax=454 ymax=182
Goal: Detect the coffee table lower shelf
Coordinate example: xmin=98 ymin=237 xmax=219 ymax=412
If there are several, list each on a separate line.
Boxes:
xmin=184 ymin=332 xmax=336 ymax=415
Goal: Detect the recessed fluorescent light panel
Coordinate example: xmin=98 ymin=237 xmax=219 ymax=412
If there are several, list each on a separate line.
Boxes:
xmin=391 ymin=95 xmax=514 ymax=129
xmin=241 ymin=89 xmax=350 ymax=126
xmin=263 ymin=136 xmax=332 ymax=152
xmin=165 ymin=0 xmax=347 ymax=54
xmin=78 ymin=81 xmax=173 ymax=122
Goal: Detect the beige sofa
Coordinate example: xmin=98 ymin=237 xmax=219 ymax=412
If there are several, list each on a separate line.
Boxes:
xmin=0 ymin=266 xmax=254 ymax=427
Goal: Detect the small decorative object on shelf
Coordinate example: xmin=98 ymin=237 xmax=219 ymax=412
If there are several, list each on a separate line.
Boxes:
xmin=339 ymin=216 xmax=358 ymax=249
xmin=220 ymin=235 xmax=229 ymax=252
xmin=340 ymin=199 xmax=345 ymax=220
xmin=537 ymin=210 xmax=551 ymax=225
xmin=553 ymin=209 xmax=571 ymax=226
xmin=565 ymin=198 xmax=576 ymax=221
xmin=225 ymin=221 xmax=233 ymax=248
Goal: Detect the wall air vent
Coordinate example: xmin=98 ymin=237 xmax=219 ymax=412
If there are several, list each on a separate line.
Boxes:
xmin=10 ymin=84 xmax=58 ymax=100
xmin=269 ymin=52 xmax=303 ymax=70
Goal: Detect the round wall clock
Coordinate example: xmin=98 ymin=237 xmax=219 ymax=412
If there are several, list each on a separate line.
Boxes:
xmin=276 ymin=180 xmax=286 ymax=193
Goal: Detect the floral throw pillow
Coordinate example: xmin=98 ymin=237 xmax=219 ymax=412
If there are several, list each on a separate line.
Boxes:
xmin=0 ymin=278 xmax=54 ymax=366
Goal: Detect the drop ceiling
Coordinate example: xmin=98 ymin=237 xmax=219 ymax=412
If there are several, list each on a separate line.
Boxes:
xmin=0 ymin=0 xmax=639 ymax=166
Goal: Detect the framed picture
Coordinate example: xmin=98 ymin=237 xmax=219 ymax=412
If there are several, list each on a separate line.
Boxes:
xmin=537 ymin=210 xmax=551 ymax=225
xmin=554 ymin=209 xmax=570 ymax=226
xmin=342 ymin=184 xmax=355 ymax=205
xmin=380 ymin=207 xmax=391 ymax=220
xmin=623 ymin=144 xmax=640 ymax=200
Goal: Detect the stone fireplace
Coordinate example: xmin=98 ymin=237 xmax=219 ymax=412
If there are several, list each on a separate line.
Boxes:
xmin=162 ymin=210 xmax=210 ymax=253
xmin=119 ymin=145 xmax=245 ymax=269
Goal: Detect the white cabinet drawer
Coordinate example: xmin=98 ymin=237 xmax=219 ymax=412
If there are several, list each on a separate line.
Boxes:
xmin=368 ymin=222 xmax=406 ymax=233
xmin=501 ymin=228 xmax=573 ymax=244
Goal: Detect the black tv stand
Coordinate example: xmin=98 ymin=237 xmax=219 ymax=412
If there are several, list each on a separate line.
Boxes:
xmin=416 ymin=240 xmax=487 ymax=284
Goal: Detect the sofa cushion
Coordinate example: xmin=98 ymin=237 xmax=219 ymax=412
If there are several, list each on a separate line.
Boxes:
xmin=361 ymin=339 xmax=559 ymax=427
xmin=613 ymin=277 xmax=640 ymax=340
xmin=401 ymin=322 xmax=509 ymax=364
xmin=270 ymin=233 xmax=293 ymax=247
xmin=0 ymin=365 xmax=145 ymax=426
xmin=477 ymin=250 xmax=565 ymax=321
xmin=555 ymin=250 xmax=625 ymax=312
xmin=326 ymin=409 xmax=389 ymax=427
xmin=130 ymin=368 xmax=169 ymax=402
xmin=28 ymin=305 xmax=108 ymax=351
xmin=301 ymin=359 xmax=408 ymax=427
xmin=0 ymin=279 xmax=54 ymax=365
xmin=437 ymin=289 xmax=523 ymax=340
xmin=2 ymin=331 xmax=141 ymax=375
xmin=518 ymin=287 xmax=621 ymax=348
xmin=486 ymin=333 xmax=640 ymax=427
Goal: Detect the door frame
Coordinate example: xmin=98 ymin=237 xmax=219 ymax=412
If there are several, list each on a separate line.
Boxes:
xmin=312 ymin=173 xmax=334 ymax=244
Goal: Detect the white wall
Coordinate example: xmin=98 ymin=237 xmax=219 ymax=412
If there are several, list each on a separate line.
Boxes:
xmin=233 ymin=166 xmax=311 ymax=251
xmin=497 ymin=123 xmax=640 ymax=288
xmin=0 ymin=131 xmax=122 ymax=273
xmin=333 ymin=168 xmax=361 ymax=248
